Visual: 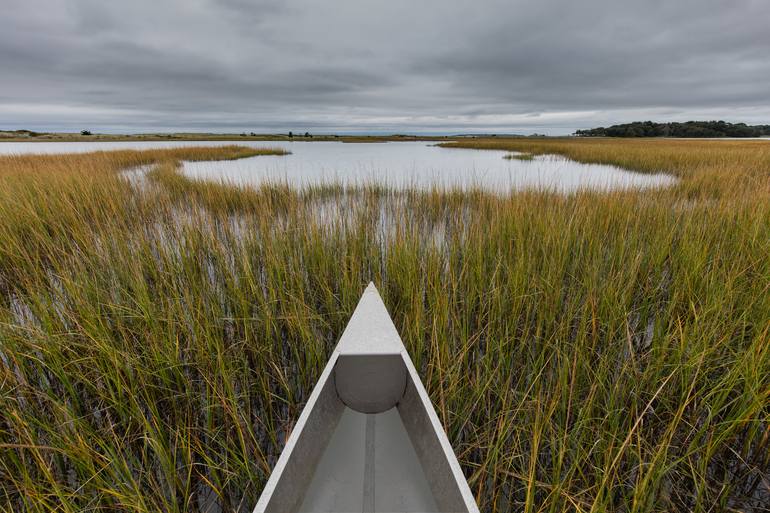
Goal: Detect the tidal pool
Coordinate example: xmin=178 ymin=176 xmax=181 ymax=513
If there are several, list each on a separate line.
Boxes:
xmin=182 ymin=141 xmax=676 ymax=192
xmin=0 ymin=140 xmax=676 ymax=192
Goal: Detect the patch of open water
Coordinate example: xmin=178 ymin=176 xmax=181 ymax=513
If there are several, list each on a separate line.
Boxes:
xmin=181 ymin=141 xmax=676 ymax=192
xmin=0 ymin=140 xmax=676 ymax=192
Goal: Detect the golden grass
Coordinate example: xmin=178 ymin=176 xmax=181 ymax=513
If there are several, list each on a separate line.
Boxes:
xmin=442 ymin=137 xmax=770 ymax=195
xmin=0 ymin=140 xmax=768 ymax=512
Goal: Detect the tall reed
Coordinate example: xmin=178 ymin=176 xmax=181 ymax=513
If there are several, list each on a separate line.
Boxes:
xmin=0 ymin=140 xmax=768 ymax=512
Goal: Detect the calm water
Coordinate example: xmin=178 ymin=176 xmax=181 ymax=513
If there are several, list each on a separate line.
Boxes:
xmin=182 ymin=141 xmax=676 ymax=192
xmin=0 ymin=140 xmax=677 ymax=192
xmin=0 ymin=140 xmax=282 ymax=155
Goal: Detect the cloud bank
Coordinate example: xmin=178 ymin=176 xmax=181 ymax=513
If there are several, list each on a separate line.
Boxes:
xmin=2 ymin=0 xmax=769 ymax=134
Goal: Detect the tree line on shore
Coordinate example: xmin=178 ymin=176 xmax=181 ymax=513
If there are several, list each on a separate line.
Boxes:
xmin=575 ymin=120 xmax=770 ymax=138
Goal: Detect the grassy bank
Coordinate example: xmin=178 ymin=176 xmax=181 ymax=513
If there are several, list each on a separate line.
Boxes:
xmin=441 ymin=138 xmax=770 ymax=195
xmin=0 ymin=140 xmax=768 ymax=512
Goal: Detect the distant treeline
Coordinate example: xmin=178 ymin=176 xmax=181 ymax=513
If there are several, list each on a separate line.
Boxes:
xmin=575 ymin=121 xmax=770 ymax=138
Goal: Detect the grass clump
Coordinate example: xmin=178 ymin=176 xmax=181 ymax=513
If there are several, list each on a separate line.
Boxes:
xmin=0 ymin=140 xmax=768 ymax=512
xmin=503 ymin=152 xmax=535 ymax=161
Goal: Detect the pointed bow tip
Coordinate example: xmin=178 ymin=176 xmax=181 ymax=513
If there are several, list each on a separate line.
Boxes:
xmin=336 ymin=281 xmax=404 ymax=355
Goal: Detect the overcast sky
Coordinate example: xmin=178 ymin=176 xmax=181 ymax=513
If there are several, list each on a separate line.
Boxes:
xmin=2 ymin=0 xmax=769 ymax=134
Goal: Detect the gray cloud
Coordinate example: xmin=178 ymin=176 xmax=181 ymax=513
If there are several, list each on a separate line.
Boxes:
xmin=1 ymin=0 xmax=769 ymax=134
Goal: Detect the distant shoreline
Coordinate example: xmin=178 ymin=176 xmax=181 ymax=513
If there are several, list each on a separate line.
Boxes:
xmin=0 ymin=131 xmax=457 ymax=143
xmin=575 ymin=120 xmax=770 ymax=138
xmin=2 ymin=127 xmax=769 ymax=143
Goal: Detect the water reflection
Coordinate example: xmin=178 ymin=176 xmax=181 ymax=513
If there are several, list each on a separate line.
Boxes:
xmin=0 ymin=139 xmax=676 ymax=192
xmin=180 ymin=142 xmax=676 ymax=192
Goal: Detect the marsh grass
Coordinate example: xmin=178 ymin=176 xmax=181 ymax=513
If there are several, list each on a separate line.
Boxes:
xmin=503 ymin=153 xmax=535 ymax=161
xmin=0 ymin=140 xmax=768 ymax=512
